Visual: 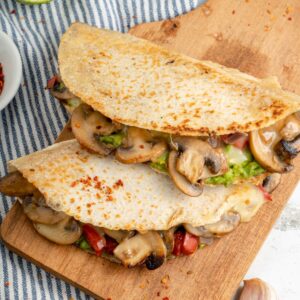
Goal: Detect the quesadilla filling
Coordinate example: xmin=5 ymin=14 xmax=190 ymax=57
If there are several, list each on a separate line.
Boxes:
xmin=48 ymin=76 xmax=300 ymax=197
xmin=0 ymin=170 xmax=265 ymax=270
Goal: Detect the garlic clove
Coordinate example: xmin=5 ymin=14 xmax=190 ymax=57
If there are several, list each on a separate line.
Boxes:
xmin=239 ymin=278 xmax=279 ymax=300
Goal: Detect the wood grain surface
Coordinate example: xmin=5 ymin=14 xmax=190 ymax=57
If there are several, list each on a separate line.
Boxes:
xmin=1 ymin=1 xmax=300 ymax=299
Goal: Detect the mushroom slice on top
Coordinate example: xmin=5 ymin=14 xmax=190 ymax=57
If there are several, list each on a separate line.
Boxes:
xmin=249 ymin=129 xmax=293 ymax=173
xmin=262 ymin=173 xmax=281 ymax=193
xmin=280 ymin=113 xmax=300 ymax=141
xmin=275 ymin=134 xmax=300 ymax=162
xmin=172 ymin=137 xmax=228 ymax=183
xmin=184 ymin=211 xmax=241 ymax=237
xmin=168 ymin=151 xmax=203 ymax=197
xmin=115 ymin=127 xmax=167 ymax=164
xmin=33 ymin=217 xmax=82 ymax=245
xmin=250 ymin=113 xmax=300 ymax=173
xmin=113 ymin=231 xmax=167 ymax=269
xmin=71 ymin=103 xmax=122 ymax=155
xmin=22 ymin=197 xmax=67 ymax=225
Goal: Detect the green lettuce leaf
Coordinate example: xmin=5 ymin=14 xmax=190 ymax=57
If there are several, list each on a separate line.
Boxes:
xmin=98 ymin=132 xmax=124 ymax=148
xmin=150 ymin=151 xmax=169 ymax=173
xmin=205 ymin=158 xmax=265 ymax=186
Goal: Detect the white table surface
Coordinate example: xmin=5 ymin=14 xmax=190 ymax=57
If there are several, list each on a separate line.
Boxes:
xmin=245 ymin=182 xmax=300 ymax=299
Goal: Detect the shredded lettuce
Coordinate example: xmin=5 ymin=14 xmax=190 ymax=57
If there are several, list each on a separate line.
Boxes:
xmin=206 ymin=145 xmax=265 ymax=186
xmin=150 ymin=151 xmax=169 ymax=173
xmin=76 ymin=236 xmax=91 ymax=250
xmin=67 ymin=98 xmax=81 ymax=108
xmin=98 ymin=132 xmax=124 ymax=148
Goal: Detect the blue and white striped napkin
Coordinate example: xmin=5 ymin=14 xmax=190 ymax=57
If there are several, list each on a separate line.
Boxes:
xmin=0 ymin=1 xmax=205 ymax=299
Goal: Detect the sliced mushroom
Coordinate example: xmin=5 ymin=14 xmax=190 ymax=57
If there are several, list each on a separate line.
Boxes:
xmin=0 ymin=171 xmax=40 ymax=198
xmin=161 ymin=227 xmax=176 ymax=256
xmin=103 ymin=228 xmax=134 ymax=243
xmin=280 ymin=114 xmax=300 ymax=141
xmin=183 ymin=223 xmax=211 ymax=237
xmin=184 ymin=212 xmax=240 ymax=237
xmin=249 ymin=129 xmax=293 ymax=173
xmin=204 ymin=212 xmax=241 ymax=236
xmin=275 ymin=134 xmax=300 ymax=162
xmin=250 ymin=113 xmax=300 ymax=173
xmin=71 ymin=103 xmax=122 ymax=155
xmin=115 ymin=127 xmax=167 ymax=164
xmin=33 ymin=217 xmax=82 ymax=245
xmin=168 ymin=150 xmax=203 ymax=197
xmin=22 ymin=197 xmax=67 ymax=225
xmin=172 ymin=137 xmax=228 ymax=183
xmin=113 ymin=231 xmax=167 ymax=269
xmin=262 ymin=173 xmax=281 ymax=193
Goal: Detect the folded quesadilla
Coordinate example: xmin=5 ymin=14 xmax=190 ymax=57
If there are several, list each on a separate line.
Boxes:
xmin=0 ymin=140 xmax=265 ymax=269
xmin=48 ymin=23 xmax=300 ymax=197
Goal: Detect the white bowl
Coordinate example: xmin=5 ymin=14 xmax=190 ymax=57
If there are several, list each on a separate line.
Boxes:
xmin=0 ymin=31 xmax=22 ymax=111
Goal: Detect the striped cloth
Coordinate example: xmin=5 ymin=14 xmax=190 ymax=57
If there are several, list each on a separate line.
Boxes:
xmin=0 ymin=1 xmax=206 ymax=299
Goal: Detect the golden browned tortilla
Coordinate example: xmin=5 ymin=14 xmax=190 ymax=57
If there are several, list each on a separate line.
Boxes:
xmin=59 ymin=23 xmax=300 ymax=136
xmin=9 ymin=140 xmax=265 ymax=231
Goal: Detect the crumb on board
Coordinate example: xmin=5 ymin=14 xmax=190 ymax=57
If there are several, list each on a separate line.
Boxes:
xmin=213 ymin=32 xmax=223 ymax=41
xmin=161 ymin=275 xmax=170 ymax=285
xmin=187 ymin=270 xmax=193 ymax=275
xmin=201 ymin=4 xmax=212 ymax=16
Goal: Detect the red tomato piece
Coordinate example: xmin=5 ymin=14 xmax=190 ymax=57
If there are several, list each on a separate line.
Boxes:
xmin=182 ymin=232 xmax=199 ymax=255
xmin=233 ymin=135 xmax=249 ymax=149
xmin=222 ymin=133 xmax=249 ymax=149
xmin=172 ymin=231 xmax=184 ymax=256
xmin=47 ymin=75 xmax=58 ymax=89
xmin=82 ymin=224 xmax=106 ymax=256
xmin=258 ymin=185 xmax=272 ymax=201
xmin=104 ymin=236 xmax=118 ymax=254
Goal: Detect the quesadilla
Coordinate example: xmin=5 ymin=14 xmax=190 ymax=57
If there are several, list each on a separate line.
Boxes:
xmin=48 ymin=23 xmax=300 ymax=197
xmin=0 ymin=139 xmax=265 ymax=269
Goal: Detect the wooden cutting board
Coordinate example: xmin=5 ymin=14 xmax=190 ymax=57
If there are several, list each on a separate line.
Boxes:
xmin=1 ymin=1 xmax=300 ymax=299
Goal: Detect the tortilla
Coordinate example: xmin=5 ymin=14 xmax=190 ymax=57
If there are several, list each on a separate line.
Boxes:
xmin=9 ymin=140 xmax=265 ymax=231
xmin=59 ymin=23 xmax=300 ymax=136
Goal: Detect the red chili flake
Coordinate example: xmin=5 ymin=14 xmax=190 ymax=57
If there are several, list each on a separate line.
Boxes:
xmin=4 ymin=281 xmax=10 ymax=287
xmin=162 ymin=297 xmax=169 ymax=300
xmin=113 ymin=179 xmax=124 ymax=189
xmin=10 ymin=9 xmax=16 ymax=14
xmin=106 ymin=186 xmax=113 ymax=194
xmin=139 ymin=144 xmax=145 ymax=149
xmin=0 ymin=63 xmax=4 ymax=95
xmin=106 ymin=195 xmax=113 ymax=201
xmin=70 ymin=181 xmax=77 ymax=188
